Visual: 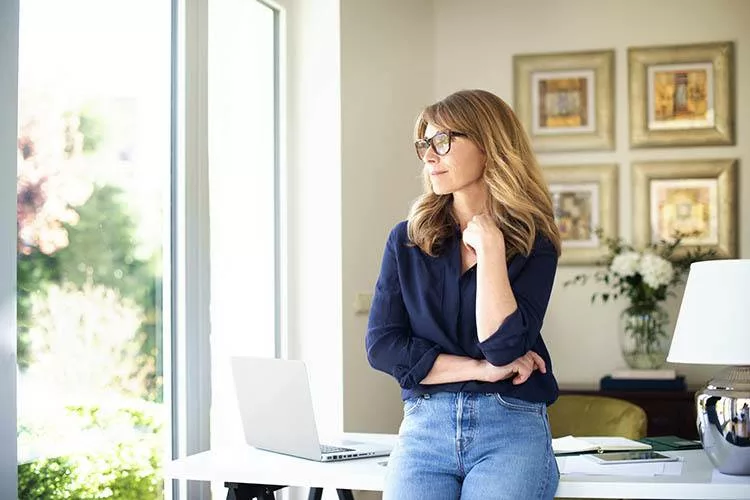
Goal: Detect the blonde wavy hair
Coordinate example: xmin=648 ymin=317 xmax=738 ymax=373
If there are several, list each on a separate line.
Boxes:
xmin=407 ymin=89 xmax=561 ymax=259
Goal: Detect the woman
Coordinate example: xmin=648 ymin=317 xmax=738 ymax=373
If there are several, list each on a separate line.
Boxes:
xmin=366 ymin=89 xmax=562 ymax=500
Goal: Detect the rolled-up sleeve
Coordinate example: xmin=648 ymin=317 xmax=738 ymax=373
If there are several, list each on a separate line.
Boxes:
xmin=365 ymin=228 xmax=441 ymax=389
xmin=476 ymin=240 xmax=558 ymax=366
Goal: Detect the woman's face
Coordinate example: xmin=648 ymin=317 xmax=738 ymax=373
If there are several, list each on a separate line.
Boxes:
xmin=421 ymin=122 xmax=485 ymax=196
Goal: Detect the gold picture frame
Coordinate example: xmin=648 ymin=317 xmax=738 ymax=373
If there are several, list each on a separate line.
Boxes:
xmin=543 ymin=164 xmax=618 ymax=265
xmin=629 ymin=41 xmax=734 ymax=148
xmin=514 ymin=50 xmax=615 ymax=152
xmin=633 ymin=159 xmax=737 ymax=259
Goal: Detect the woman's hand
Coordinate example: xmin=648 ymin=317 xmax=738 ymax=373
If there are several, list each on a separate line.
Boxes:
xmin=478 ymin=351 xmax=546 ymax=385
xmin=462 ymin=214 xmax=505 ymax=257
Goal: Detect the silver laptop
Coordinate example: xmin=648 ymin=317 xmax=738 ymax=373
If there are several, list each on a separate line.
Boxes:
xmin=230 ymin=356 xmax=392 ymax=462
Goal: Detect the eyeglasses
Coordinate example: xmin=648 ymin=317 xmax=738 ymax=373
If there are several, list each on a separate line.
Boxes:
xmin=414 ymin=131 xmax=467 ymax=160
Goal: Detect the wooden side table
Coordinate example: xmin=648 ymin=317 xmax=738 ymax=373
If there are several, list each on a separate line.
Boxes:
xmin=559 ymin=386 xmax=699 ymax=440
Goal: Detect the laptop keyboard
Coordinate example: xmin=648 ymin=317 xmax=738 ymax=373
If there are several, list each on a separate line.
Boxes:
xmin=320 ymin=444 xmax=355 ymax=454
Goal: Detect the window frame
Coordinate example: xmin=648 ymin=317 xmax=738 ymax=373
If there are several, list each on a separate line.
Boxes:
xmin=171 ymin=0 xmax=211 ymax=498
xmin=172 ymin=0 xmax=283 ymax=498
xmin=0 ymin=0 xmax=20 ymax=496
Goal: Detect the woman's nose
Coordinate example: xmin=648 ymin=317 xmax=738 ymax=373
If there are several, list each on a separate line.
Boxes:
xmin=422 ymin=145 xmax=439 ymax=163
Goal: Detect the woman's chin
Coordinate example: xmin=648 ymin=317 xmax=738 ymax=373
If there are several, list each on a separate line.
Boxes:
xmin=430 ymin=183 xmax=451 ymax=196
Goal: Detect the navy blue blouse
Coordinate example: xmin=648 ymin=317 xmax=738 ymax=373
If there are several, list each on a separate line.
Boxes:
xmin=366 ymin=220 xmax=559 ymax=404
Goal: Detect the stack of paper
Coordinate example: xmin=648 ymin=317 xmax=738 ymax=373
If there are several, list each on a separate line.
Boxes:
xmin=552 ymin=435 xmax=652 ymax=455
xmin=610 ymin=368 xmax=677 ymax=379
xmin=557 ymin=455 xmax=683 ymax=476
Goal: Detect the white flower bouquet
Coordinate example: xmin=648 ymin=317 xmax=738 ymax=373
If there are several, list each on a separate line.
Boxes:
xmin=565 ymin=230 xmax=716 ymax=368
xmin=566 ymin=230 xmax=714 ymax=306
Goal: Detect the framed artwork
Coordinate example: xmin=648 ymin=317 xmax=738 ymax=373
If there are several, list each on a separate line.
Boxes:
xmin=633 ymin=159 xmax=737 ymax=258
xmin=514 ymin=50 xmax=615 ymax=152
xmin=543 ymin=164 xmax=618 ymax=265
xmin=629 ymin=41 xmax=734 ymax=148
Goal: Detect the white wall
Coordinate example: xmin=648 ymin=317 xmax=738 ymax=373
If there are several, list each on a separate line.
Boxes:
xmin=430 ymin=0 xmax=750 ymax=386
xmin=280 ymin=0 xmax=345 ymax=439
xmin=340 ymin=0 xmax=434 ymax=434
xmin=0 ymin=1 xmax=19 ymax=496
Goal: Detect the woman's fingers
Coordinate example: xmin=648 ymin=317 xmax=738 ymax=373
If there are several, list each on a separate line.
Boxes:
xmin=511 ymin=352 xmax=546 ymax=384
xmin=485 ymin=351 xmax=546 ymax=384
xmin=514 ymin=356 xmax=529 ymax=373
xmin=529 ymin=351 xmax=546 ymax=373
xmin=512 ymin=361 xmax=532 ymax=384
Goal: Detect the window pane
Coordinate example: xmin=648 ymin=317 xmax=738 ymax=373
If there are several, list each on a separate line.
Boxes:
xmin=16 ymin=1 xmax=171 ymax=498
xmin=207 ymin=0 xmax=277 ymax=463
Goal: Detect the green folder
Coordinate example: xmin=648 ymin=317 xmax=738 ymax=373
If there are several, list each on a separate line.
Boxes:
xmin=639 ymin=435 xmax=702 ymax=451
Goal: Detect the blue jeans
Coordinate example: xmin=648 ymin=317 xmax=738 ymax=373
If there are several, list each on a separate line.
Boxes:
xmin=384 ymin=392 xmax=559 ymax=500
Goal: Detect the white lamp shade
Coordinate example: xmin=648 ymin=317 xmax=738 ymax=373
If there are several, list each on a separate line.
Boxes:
xmin=667 ymin=259 xmax=750 ymax=365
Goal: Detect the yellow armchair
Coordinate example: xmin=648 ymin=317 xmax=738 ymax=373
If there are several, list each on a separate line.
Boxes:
xmin=548 ymin=395 xmax=647 ymax=500
xmin=547 ymin=394 xmax=648 ymax=440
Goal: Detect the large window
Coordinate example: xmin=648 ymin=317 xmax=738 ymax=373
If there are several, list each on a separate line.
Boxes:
xmin=16 ymin=1 xmax=171 ymax=497
xmin=6 ymin=0 xmax=281 ymax=497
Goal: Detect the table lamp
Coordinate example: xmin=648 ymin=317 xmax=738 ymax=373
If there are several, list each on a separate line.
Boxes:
xmin=667 ymin=259 xmax=750 ymax=475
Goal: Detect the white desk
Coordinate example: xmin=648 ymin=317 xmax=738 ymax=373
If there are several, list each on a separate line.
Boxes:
xmin=165 ymin=433 xmax=750 ymax=499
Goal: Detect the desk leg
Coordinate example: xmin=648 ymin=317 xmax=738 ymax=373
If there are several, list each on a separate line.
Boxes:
xmin=224 ymin=483 xmax=354 ymax=500
xmin=225 ymin=482 xmax=284 ymax=500
xmin=308 ymin=488 xmax=355 ymax=500
xmin=308 ymin=488 xmax=323 ymax=500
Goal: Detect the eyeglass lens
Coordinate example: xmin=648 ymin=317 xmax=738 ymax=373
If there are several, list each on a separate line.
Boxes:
xmin=416 ymin=132 xmax=450 ymax=160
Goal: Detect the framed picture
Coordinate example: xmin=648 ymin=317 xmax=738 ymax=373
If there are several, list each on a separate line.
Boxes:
xmin=514 ymin=50 xmax=614 ymax=152
xmin=633 ymin=159 xmax=737 ymax=258
xmin=543 ymin=164 xmax=618 ymax=265
xmin=629 ymin=42 xmax=734 ymax=148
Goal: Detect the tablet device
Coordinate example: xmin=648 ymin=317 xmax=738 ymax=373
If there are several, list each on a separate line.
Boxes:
xmin=586 ymin=450 xmax=678 ymax=465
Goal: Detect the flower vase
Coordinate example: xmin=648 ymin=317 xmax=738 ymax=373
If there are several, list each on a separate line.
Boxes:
xmin=619 ymin=302 xmax=670 ymax=369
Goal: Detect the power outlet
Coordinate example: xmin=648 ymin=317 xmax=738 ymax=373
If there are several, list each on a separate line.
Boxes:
xmin=353 ymin=292 xmax=373 ymax=315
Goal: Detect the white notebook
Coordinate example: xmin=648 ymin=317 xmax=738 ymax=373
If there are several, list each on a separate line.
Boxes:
xmin=552 ymin=435 xmax=652 ymax=455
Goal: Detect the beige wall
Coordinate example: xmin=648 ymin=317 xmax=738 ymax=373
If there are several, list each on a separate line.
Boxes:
xmin=430 ymin=0 xmax=749 ymax=387
xmin=341 ymin=0 xmax=434 ymax=433
xmin=339 ymin=0 xmax=750 ymax=439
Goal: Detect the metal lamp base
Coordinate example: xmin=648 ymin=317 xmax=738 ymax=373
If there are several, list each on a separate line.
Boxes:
xmin=696 ymin=366 xmax=750 ymax=475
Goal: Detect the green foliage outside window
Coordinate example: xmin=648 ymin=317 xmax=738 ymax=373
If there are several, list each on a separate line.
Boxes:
xmin=17 ymin=103 xmax=165 ymax=498
xmin=18 ymin=405 xmax=163 ymax=500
